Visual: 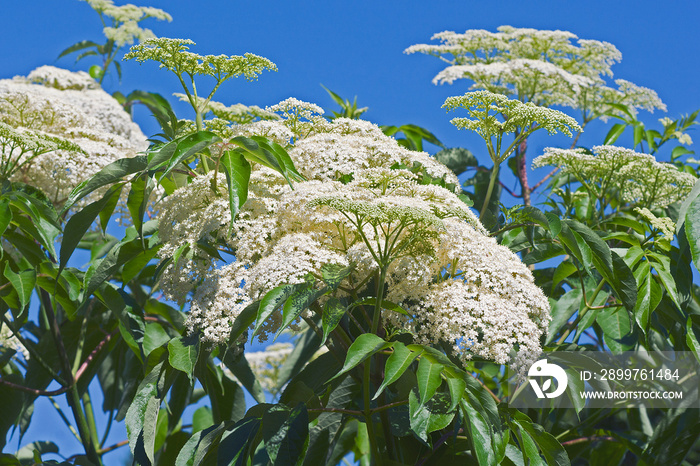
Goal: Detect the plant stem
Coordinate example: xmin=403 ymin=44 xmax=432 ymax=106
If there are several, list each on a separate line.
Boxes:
xmin=363 ymin=267 xmax=388 ymax=465
xmin=480 ymin=164 xmax=500 ymax=221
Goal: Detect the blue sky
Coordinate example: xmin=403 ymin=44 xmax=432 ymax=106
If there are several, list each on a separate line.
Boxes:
xmin=3 ymin=0 xmax=699 ymax=164
xmin=2 ymin=0 xmax=700 ymax=461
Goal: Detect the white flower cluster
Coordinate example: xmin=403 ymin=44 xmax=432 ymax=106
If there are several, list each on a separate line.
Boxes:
xmin=443 ymin=91 xmax=581 ymax=141
xmin=82 ymin=0 xmax=172 ymax=47
xmin=533 ymin=145 xmax=696 ymax=207
xmin=406 ymin=26 xmax=665 ymax=119
xmin=0 ymin=66 xmax=147 ymax=206
xmin=634 ymin=207 xmax=675 ymax=241
xmin=158 ymin=107 xmax=549 ymax=369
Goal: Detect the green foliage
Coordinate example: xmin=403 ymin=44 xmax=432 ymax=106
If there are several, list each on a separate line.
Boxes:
xmin=4 ymin=17 xmax=700 ymax=466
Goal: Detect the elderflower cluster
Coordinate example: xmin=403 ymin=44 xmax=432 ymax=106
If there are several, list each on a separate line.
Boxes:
xmin=124 ymin=38 xmax=277 ymax=81
xmin=158 ymin=107 xmax=549 ymax=369
xmin=407 ymin=25 xmax=665 ymax=120
xmin=533 ymin=145 xmax=696 ymax=207
xmin=0 ymin=66 xmax=147 ymax=205
xmin=82 ymin=0 xmax=172 ymax=47
xmin=634 ymin=207 xmax=675 ymax=241
xmin=444 ymin=91 xmax=581 ymax=139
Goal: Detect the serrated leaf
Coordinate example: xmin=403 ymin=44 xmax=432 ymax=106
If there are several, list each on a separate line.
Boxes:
xmin=460 ymin=398 xmax=495 ymax=465
xmin=330 ymin=334 xmax=392 ymax=382
xmin=545 ymin=211 xmax=562 ymax=238
xmin=126 ymin=381 xmax=160 ymax=466
xmin=321 ymin=297 xmax=346 ymax=346
xmin=262 ymin=404 xmax=309 ymax=466
xmin=253 ymin=284 xmax=304 ymax=339
xmin=2 ymin=263 xmax=35 ymax=312
xmin=408 ymin=390 xmax=454 ymax=443
xmin=168 ymin=335 xmax=200 ymax=382
xmin=634 ymin=269 xmax=662 ymax=333
xmin=0 ymin=198 xmax=12 ymax=239
xmin=685 ymin=194 xmax=700 ymax=271
xmin=596 ymin=306 xmax=633 ymax=352
xmin=603 ymin=123 xmax=626 ymax=145
xmin=62 ymin=156 xmax=147 ymax=214
xmin=373 ymin=342 xmax=420 ymax=400
xmin=217 ymin=417 xmax=261 ymax=466
xmin=159 ymin=131 xmax=222 ymax=180
xmin=416 ymin=356 xmax=443 ymax=406
xmin=320 ymin=263 xmax=352 ymax=290
xmin=274 ymin=284 xmax=326 ymax=340
xmin=220 ymin=150 xmax=251 ymax=232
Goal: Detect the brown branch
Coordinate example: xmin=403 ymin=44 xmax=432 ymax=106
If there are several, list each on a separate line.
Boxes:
xmin=0 ymin=378 xmax=70 ymax=396
xmin=97 ymin=439 xmax=129 ymax=455
xmin=307 ymin=407 xmax=363 ymax=416
xmin=531 ymin=166 xmax=560 ymax=192
xmin=0 ymin=330 xmax=116 ymax=397
xmin=561 ymin=435 xmax=616 ymax=447
xmin=74 ymin=331 xmax=116 ymax=382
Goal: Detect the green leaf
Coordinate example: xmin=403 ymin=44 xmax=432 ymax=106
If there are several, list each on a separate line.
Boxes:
xmin=634 ymin=266 xmax=662 ymax=333
xmin=460 ymin=399 xmax=495 ymax=465
xmin=321 ymin=297 xmax=346 ymax=346
xmin=416 ymin=356 xmax=443 ymax=406
xmin=433 ymin=147 xmax=477 ymax=175
xmin=408 ymin=390 xmax=454 ymax=443
xmin=143 ymin=323 xmax=171 ymax=356
xmin=320 ymin=263 xmax=352 ymax=290
xmin=126 ymin=380 xmax=160 ymax=466
xmin=685 ymin=194 xmax=700 ymax=271
xmin=330 ymin=334 xmax=392 ymax=382
xmin=547 ymin=288 xmax=581 ymax=344
xmin=551 ymin=261 xmax=577 ymax=291
xmin=561 ymin=220 xmax=637 ymax=311
xmin=220 ymin=150 xmax=251 ymax=230
xmin=545 ymin=211 xmax=562 ymax=238
xmin=677 ymin=177 xmax=700 ymax=233
xmin=686 ymin=316 xmax=700 ymax=363
xmin=175 ymin=422 xmax=229 ymax=466
xmin=250 ymin=136 xmax=304 ymax=183
xmin=229 ymin=136 xmax=285 ymax=178
xmin=145 ymin=140 xmax=177 ymax=170
xmin=649 ymin=253 xmax=682 ymax=310
xmin=511 ymin=413 xmax=569 ymax=466
xmin=444 ymin=375 xmax=466 ymax=413
xmin=62 ymin=156 xmax=147 ymax=214
xmin=159 ymin=131 xmax=222 ymax=179
xmin=168 ymin=335 xmax=200 ymax=382
xmin=603 ymin=123 xmax=626 ymax=145
xmin=596 ymin=306 xmax=633 ymax=352
xmin=217 ymin=417 xmax=261 ymax=466
xmin=373 ymin=342 xmax=420 ymax=400
xmin=2 ymin=263 xmax=35 ymax=312
xmin=0 ymin=198 xmax=12 ymax=239
xmin=262 ymin=404 xmax=309 ymax=466
xmin=274 ymin=283 xmax=326 ymax=340
xmin=60 ymin=183 xmax=125 ymax=276
xmin=253 ymin=284 xmax=304 ymax=339
xmin=57 ymin=40 xmax=99 ymax=59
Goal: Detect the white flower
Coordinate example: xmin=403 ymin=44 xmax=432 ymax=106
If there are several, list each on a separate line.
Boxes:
xmin=0 ymin=66 xmax=147 ymax=206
